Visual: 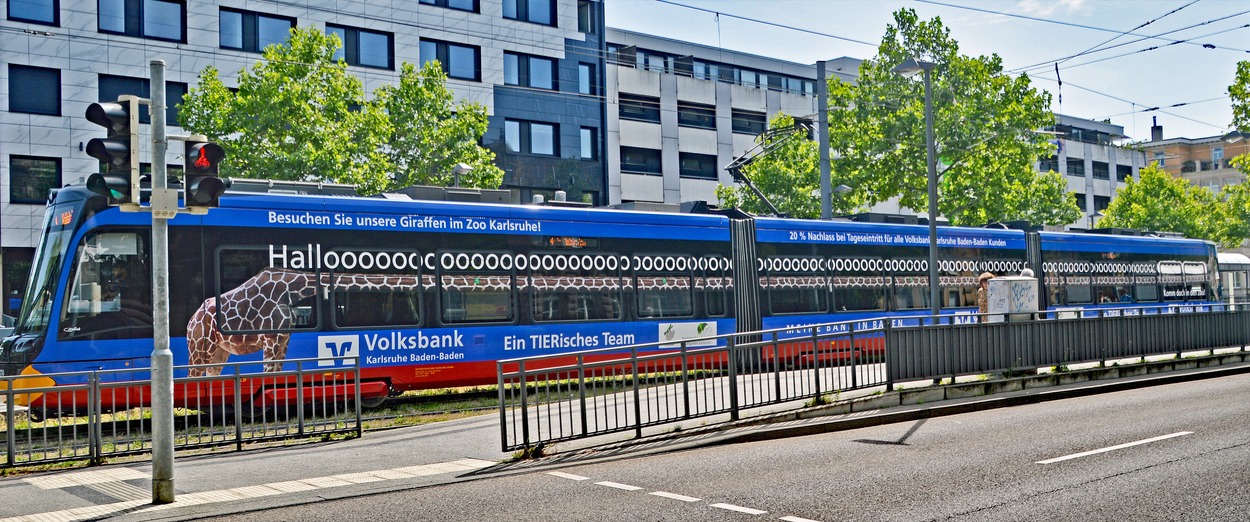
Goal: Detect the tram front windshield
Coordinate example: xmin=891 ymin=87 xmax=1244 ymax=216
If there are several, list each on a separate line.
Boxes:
xmin=13 ymin=204 xmax=76 ymax=337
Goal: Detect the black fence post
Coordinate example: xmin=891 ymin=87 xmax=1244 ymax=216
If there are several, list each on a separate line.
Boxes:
xmin=849 ymin=322 xmax=858 ymax=389
xmin=680 ymin=343 xmax=691 ymax=419
xmin=727 ymin=337 xmax=740 ymax=421
xmin=518 ymin=360 xmax=530 ymax=450
xmin=632 ymin=347 xmax=643 ymax=439
xmin=884 ymin=320 xmax=894 ymax=392
xmin=89 ymin=372 xmax=100 ymax=464
xmin=811 ymin=326 xmax=821 ymax=398
xmin=578 ymin=355 xmax=589 ymax=435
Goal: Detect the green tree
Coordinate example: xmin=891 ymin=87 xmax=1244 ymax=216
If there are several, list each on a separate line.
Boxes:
xmin=179 ymin=27 xmax=501 ymax=195
xmin=1098 ymin=165 xmax=1242 ymax=248
xmin=823 ymin=9 xmax=1079 ymax=227
xmin=1231 ymin=60 xmax=1250 ymax=174
xmin=716 ymin=113 xmax=824 ymax=217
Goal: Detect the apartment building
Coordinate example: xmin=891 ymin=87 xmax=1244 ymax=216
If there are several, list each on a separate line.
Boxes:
xmin=1141 ymin=120 xmax=1249 ymax=194
xmin=603 ymin=28 xmax=859 ymax=207
xmin=1037 ymin=114 xmax=1141 ymax=229
xmin=1 ymin=0 xmax=605 ymax=304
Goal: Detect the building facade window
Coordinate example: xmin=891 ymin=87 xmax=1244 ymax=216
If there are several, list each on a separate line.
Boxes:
xmin=619 ymin=94 xmax=660 ymax=123
xmin=9 ymin=0 xmax=58 ymax=25
xmin=505 ymin=120 xmax=556 ymax=156
xmin=328 ymin=25 xmax=393 ymax=69
xmin=678 ymin=152 xmax=717 ymax=179
xmin=1066 ymin=157 xmax=1085 ymax=177
xmin=677 ymin=102 xmax=716 ymax=130
xmin=220 ymin=8 xmax=293 ymax=52
xmin=1116 ymin=164 xmax=1132 ymax=182
xmin=419 ymin=0 xmax=478 ymax=12
xmin=420 ymin=39 xmax=479 ymax=81
xmin=503 ymin=0 xmax=553 ymax=25
xmin=577 ymin=0 xmax=594 ymax=33
xmin=503 ymin=52 xmax=555 ymax=90
xmin=99 ymin=74 xmax=186 ymax=126
xmin=578 ymin=63 xmax=595 ymax=95
xmin=1092 ymin=161 xmax=1110 ymax=180
xmin=100 ymin=0 xmax=184 ymax=42
xmin=1038 ymin=155 xmax=1059 ymax=173
xmin=731 ymin=110 xmax=767 ymax=135
xmin=9 ymin=156 xmax=61 ymax=204
xmin=1153 ymin=151 xmax=1165 ymax=167
xmin=620 ymin=146 xmax=662 ymax=175
xmin=1213 ymin=147 xmax=1224 ymax=167
xmin=580 ymin=127 xmax=596 ymax=160
xmin=8 ymin=65 xmax=60 ymax=115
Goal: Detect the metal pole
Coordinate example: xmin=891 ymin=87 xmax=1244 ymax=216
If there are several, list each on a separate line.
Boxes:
xmin=149 ymin=59 xmax=175 ymax=504
xmin=818 ymin=60 xmax=832 ymax=219
xmin=923 ymin=67 xmax=940 ymax=319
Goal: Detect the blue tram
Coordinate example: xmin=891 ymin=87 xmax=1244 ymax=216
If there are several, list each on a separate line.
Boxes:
xmin=0 ymin=180 xmax=1219 ymax=406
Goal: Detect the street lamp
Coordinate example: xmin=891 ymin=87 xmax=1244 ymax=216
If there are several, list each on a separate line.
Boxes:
xmin=892 ymin=57 xmax=940 ymax=320
xmin=1088 ymin=210 xmax=1104 ymax=229
xmin=451 ymin=163 xmax=472 ymax=187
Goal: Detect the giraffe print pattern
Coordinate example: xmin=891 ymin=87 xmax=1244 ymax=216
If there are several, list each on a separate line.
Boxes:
xmin=186 ymin=268 xmax=427 ymax=377
xmin=185 ymin=267 xmax=749 ymax=376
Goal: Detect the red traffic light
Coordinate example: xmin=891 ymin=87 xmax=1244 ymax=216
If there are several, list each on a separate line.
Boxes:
xmin=185 ymin=142 xmax=224 ymax=174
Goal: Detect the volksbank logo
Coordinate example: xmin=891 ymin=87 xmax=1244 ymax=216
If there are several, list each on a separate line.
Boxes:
xmin=318 ymin=335 xmax=360 ymax=367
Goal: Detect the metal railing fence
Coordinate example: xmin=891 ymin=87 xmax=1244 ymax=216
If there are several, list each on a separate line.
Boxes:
xmin=499 ymin=319 xmax=888 ymax=452
xmin=499 ymin=304 xmax=1250 ymax=451
xmin=2 ymin=357 xmax=361 ymax=468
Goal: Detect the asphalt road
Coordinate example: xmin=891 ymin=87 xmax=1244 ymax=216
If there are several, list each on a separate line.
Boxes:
xmin=205 ymin=372 xmax=1250 ymax=522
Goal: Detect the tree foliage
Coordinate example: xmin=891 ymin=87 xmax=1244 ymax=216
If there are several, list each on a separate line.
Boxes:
xmin=822 ymin=9 xmax=1079 ymax=227
xmin=179 ymin=27 xmax=502 ymax=195
xmin=1098 ymin=165 xmax=1244 ymax=248
xmin=716 ymin=114 xmax=823 ymax=217
xmin=1231 ymin=60 xmax=1250 ymax=174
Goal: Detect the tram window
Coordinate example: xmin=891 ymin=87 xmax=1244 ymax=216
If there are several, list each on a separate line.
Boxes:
xmin=766 ymin=273 xmax=826 ymax=314
xmin=636 ymin=273 xmax=693 ymax=318
xmin=334 ymin=290 xmax=420 ymax=328
xmin=441 ymin=273 xmax=512 ymax=323
xmin=1065 ymin=277 xmax=1093 ymax=304
xmin=1135 ymin=282 xmax=1159 ymax=302
xmin=892 ymin=276 xmax=930 ymax=310
xmin=60 ymin=231 xmax=152 ymax=340
xmin=216 ymin=248 xmax=318 ymax=333
xmin=530 ymin=258 xmax=622 ymax=322
xmin=1093 ymin=264 xmax=1132 ymax=304
xmin=833 ymin=285 xmax=886 ymax=311
xmin=944 ymin=286 xmax=977 ymax=308
xmin=696 ymin=260 xmax=730 ymax=317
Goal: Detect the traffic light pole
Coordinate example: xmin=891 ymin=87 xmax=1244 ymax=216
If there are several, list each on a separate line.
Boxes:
xmin=148 ymin=59 xmax=176 ymax=505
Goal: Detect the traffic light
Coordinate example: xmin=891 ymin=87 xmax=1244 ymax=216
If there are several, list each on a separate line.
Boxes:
xmin=84 ymin=97 xmax=140 ymax=205
xmin=183 ymin=139 xmax=226 ymax=208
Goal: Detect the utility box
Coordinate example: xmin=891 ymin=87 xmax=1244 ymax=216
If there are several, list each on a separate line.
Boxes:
xmin=986 ymin=276 xmax=1039 ymax=323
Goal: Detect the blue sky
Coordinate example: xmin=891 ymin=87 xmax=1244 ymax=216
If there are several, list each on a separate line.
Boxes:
xmin=605 ymin=0 xmax=1249 ymax=141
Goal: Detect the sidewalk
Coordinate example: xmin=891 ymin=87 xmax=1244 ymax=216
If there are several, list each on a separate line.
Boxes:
xmin=2 ymin=354 xmax=1248 ymax=522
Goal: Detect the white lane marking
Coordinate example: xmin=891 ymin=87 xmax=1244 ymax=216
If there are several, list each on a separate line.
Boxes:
xmin=650 ymin=491 xmax=701 ymax=502
xmin=711 ymin=503 xmax=768 ymax=515
xmin=547 ymin=471 xmax=591 ymax=481
xmin=595 ymin=481 xmax=643 ymax=491
xmin=781 ymin=516 xmax=823 ymax=522
xmin=1037 ymin=431 xmax=1194 ymax=464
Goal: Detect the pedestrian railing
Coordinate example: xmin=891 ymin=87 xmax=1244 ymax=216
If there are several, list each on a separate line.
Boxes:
xmin=498 ymin=304 xmax=1250 ymax=451
xmin=2 ymin=357 xmax=361 ymax=468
